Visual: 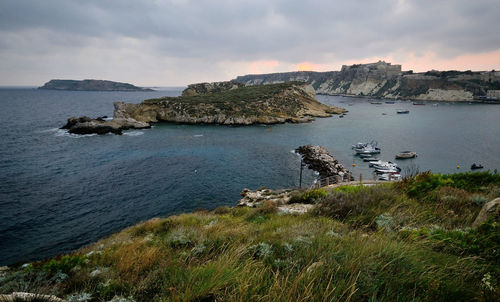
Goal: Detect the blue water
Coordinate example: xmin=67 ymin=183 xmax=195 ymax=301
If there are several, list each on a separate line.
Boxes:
xmin=0 ymin=88 xmax=499 ymax=266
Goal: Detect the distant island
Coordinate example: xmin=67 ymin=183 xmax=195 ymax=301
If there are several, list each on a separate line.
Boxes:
xmin=38 ymin=79 xmax=154 ymax=91
xmin=61 ymin=81 xmax=346 ymax=135
xmin=235 ymin=61 xmax=500 ymax=102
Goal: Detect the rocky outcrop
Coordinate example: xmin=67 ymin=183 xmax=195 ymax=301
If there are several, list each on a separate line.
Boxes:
xmin=472 ymin=197 xmax=500 ymax=228
xmin=61 ymin=116 xmax=150 ymax=135
xmin=113 ymin=82 xmax=346 ymax=126
xmin=235 ymin=61 xmax=500 ymax=102
xmin=39 ymin=79 xmax=153 ymax=91
xmin=181 ymin=81 xmax=244 ymax=96
xmin=237 ymin=188 xmax=315 ymax=214
xmin=295 ymin=145 xmax=353 ymax=182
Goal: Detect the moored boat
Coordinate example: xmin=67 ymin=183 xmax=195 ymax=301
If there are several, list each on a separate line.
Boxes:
xmin=471 ymin=163 xmax=484 ymax=170
xmin=395 ymin=151 xmax=417 ymax=159
xmin=397 ymin=110 xmax=409 ymax=114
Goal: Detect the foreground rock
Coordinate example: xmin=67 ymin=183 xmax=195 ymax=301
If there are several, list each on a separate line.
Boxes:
xmin=296 ymin=145 xmax=353 ymax=182
xmin=237 ymin=188 xmax=314 ymax=214
xmin=61 ymin=116 xmax=150 ymax=135
xmin=472 ymin=197 xmax=500 ymax=228
xmin=39 ymin=79 xmax=153 ymax=91
xmin=114 ymin=82 xmax=346 ymax=125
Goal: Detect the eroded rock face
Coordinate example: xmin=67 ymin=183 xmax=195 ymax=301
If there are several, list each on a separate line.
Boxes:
xmin=472 ymin=198 xmax=500 ymax=228
xmin=235 ymin=61 xmax=500 ymax=101
xmin=295 ymin=145 xmax=353 ymax=182
xmin=61 ymin=116 xmax=150 ymax=135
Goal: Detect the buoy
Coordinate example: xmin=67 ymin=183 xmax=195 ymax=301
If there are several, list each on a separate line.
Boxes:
xmin=352 ymin=163 xmax=356 ymax=167
xmin=456 ymin=165 xmax=460 ymax=169
xmin=268 ymin=129 xmax=272 ymax=132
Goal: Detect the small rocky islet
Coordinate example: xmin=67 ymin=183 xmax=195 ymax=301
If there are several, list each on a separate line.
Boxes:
xmin=61 ymin=81 xmax=346 ymax=135
xmin=39 ymin=79 xmax=153 ymax=92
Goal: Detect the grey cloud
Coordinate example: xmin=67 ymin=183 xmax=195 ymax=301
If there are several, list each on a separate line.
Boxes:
xmin=0 ymin=0 xmax=499 ymax=85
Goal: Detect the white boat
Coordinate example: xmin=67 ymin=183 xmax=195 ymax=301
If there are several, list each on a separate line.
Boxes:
xmin=378 ymin=173 xmax=402 ymax=181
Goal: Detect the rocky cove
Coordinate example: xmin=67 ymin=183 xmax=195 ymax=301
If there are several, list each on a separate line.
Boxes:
xmin=61 ymin=82 xmax=346 ymax=135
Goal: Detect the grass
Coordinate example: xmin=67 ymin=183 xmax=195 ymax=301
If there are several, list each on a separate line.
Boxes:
xmin=1 ymin=172 xmax=499 ymax=301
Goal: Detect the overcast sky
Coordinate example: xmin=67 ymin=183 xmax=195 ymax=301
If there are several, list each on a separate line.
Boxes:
xmin=1 ymin=0 xmax=500 ymax=86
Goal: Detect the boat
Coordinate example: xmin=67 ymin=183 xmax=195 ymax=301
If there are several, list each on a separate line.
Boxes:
xmin=471 ymin=163 xmax=484 ymax=170
xmin=359 ymin=154 xmax=373 ymax=158
xmin=413 ymin=102 xmax=425 ymax=105
xmin=370 ymin=101 xmax=383 ymax=104
xmin=355 ymin=145 xmax=381 ymax=154
xmin=385 ymin=101 xmax=395 ymax=104
xmin=363 ymin=157 xmax=379 ymax=162
xmin=397 ymin=110 xmax=410 ymax=114
xmin=339 ymin=114 xmax=344 ymax=118
xmin=378 ymin=173 xmax=402 ymax=181
xmin=395 ymin=151 xmax=417 ymax=159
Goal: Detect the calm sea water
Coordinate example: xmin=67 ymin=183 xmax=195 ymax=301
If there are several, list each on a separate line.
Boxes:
xmin=0 ymin=88 xmax=499 ymax=265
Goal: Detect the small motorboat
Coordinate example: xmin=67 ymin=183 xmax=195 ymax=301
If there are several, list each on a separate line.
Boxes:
xmin=471 ymin=163 xmax=484 ymax=170
xmin=378 ymin=173 xmax=402 ymax=181
xmin=359 ymin=154 xmax=373 ymax=158
xmin=397 ymin=110 xmax=410 ymax=114
xmin=395 ymin=151 xmax=417 ymax=159
xmin=385 ymin=101 xmax=395 ymax=104
xmin=363 ymin=157 xmax=379 ymax=162
xmin=413 ymin=102 xmax=425 ymax=105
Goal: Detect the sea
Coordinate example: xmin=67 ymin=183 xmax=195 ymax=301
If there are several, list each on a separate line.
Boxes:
xmin=1 ymin=88 xmax=499 ymax=266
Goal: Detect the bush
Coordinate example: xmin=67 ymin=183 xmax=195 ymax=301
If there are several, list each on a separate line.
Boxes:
xmin=289 ymin=189 xmax=327 ymax=204
xmin=314 ymin=185 xmax=399 ymax=228
xmin=214 ymin=206 xmax=232 ymax=215
xmin=399 ymin=171 xmax=500 ymax=198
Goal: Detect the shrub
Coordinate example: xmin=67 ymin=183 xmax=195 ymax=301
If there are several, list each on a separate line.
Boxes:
xmin=289 ymin=189 xmax=327 ymax=204
xmin=314 ymin=185 xmax=399 ymax=228
xmin=214 ymin=206 xmax=231 ymax=215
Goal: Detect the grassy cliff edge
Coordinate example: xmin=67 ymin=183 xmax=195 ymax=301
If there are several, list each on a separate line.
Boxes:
xmin=1 ymin=171 xmax=499 ymax=301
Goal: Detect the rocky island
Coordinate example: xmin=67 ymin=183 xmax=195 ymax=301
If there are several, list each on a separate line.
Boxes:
xmin=236 ymin=61 xmax=500 ymax=102
xmin=62 ymin=81 xmax=346 ymax=135
xmin=39 ymin=79 xmax=153 ymax=91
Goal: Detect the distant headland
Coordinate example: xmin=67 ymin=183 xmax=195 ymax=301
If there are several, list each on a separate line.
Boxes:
xmin=235 ymin=61 xmax=500 ymax=102
xmin=38 ymin=79 xmax=154 ymax=91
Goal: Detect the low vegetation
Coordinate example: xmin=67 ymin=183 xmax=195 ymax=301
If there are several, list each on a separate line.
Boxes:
xmin=1 ymin=172 xmax=499 ymax=301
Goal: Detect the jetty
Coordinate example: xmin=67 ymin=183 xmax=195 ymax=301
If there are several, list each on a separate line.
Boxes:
xmin=295 ymin=145 xmax=354 ymax=183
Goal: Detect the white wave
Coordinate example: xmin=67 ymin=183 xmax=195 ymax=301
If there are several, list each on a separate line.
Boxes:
xmin=193 ymin=134 xmax=203 ymax=137
xmin=314 ymin=171 xmax=320 ymax=175
xmin=123 ymin=131 xmax=144 ymax=136
xmin=103 ymin=117 xmax=113 ymax=121
xmin=37 ymin=127 xmax=60 ymax=133
xmin=54 ymin=129 xmax=97 ymax=138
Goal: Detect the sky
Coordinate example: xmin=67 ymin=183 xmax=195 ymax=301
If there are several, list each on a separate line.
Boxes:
xmin=1 ymin=0 xmax=500 ymax=86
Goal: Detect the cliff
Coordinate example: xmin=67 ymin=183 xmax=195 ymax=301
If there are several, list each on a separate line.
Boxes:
xmin=113 ymin=81 xmax=346 ymax=125
xmin=39 ymin=79 xmax=154 ymax=91
xmin=235 ymin=61 xmax=500 ymax=102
